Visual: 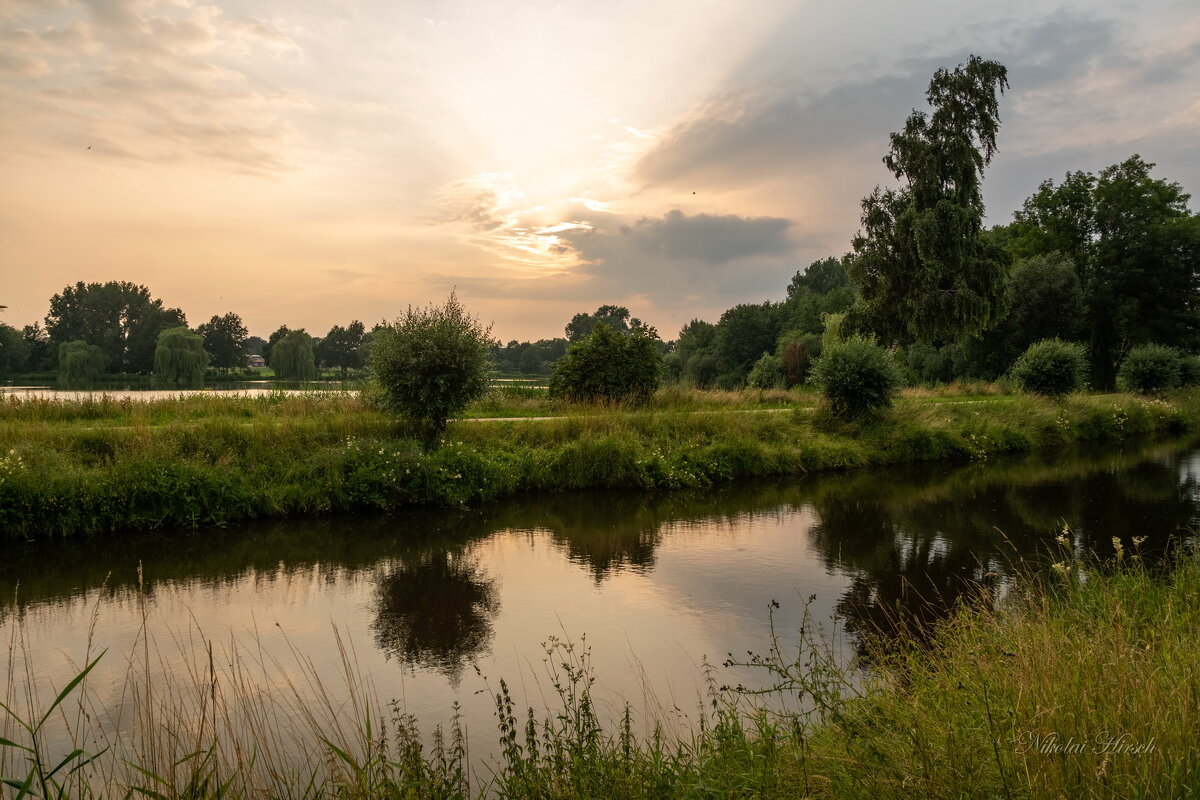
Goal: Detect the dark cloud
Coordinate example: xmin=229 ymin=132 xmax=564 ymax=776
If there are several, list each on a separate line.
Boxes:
xmin=562 ymin=209 xmax=793 ymax=265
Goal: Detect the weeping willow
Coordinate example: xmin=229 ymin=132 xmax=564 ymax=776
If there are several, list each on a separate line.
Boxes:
xmin=154 ymin=326 xmax=208 ymax=387
xmin=271 ymin=330 xmax=317 ymax=381
xmin=58 ymin=340 xmax=106 ymax=387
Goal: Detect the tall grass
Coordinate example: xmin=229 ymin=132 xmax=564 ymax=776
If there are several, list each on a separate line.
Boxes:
xmin=3 ymin=543 xmax=1197 ymax=798
xmin=1 ymin=388 xmax=1198 ymax=537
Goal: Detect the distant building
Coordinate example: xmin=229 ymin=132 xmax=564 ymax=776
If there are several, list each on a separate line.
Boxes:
xmin=247 ymin=354 xmax=266 ymax=368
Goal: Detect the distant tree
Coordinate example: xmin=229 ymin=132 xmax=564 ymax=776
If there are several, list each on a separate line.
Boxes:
xmin=154 ymin=327 xmax=208 ymax=387
xmin=788 ymin=257 xmax=852 ymax=297
xmin=714 ymin=302 xmax=783 ymax=387
xmin=1005 ymin=156 xmax=1200 ymax=387
xmin=368 ymin=293 xmax=494 ymax=447
xmin=245 ymin=336 xmax=266 ymax=356
xmin=21 ymin=323 xmax=51 ymax=372
xmin=57 ymin=340 xmax=106 ymax=387
xmin=565 ymin=305 xmax=636 ymax=341
xmin=196 ymin=312 xmax=249 ymax=371
xmin=45 ymin=281 xmax=186 ymax=373
xmin=846 ymin=56 xmax=1010 ymax=344
xmin=316 ymin=320 xmax=366 ymax=377
xmin=271 ymin=330 xmax=317 ymax=381
xmin=0 ymin=324 xmax=29 ymax=377
xmin=262 ymin=325 xmax=290 ymax=367
xmin=549 ymin=322 xmax=661 ymax=403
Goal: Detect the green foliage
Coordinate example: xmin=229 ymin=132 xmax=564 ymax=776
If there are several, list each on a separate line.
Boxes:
xmin=714 ymin=302 xmax=783 ymax=386
xmin=196 ymin=312 xmax=249 ymax=370
xmin=846 ymin=56 xmax=1010 ymax=343
xmin=746 ymin=352 xmax=785 ymax=389
xmin=0 ymin=323 xmax=29 ymax=377
xmin=316 ymin=321 xmax=366 ymax=375
xmin=45 ymin=281 xmax=186 ymax=373
xmin=368 ymin=292 xmax=494 ymax=445
xmin=1009 ymin=156 xmax=1200 ymax=388
xmin=1180 ymin=355 xmax=1200 ymax=387
xmin=262 ymin=325 xmax=290 ymax=366
xmin=1118 ymin=343 xmax=1183 ymax=394
xmin=153 ymin=326 xmax=208 ymax=387
xmin=1010 ymin=338 xmax=1087 ymax=396
xmin=810 ymin=335 xmax=903 ymax=418
xmin=565 ymin=305 xmax=637 ymax=341
xmin=57 ymin=340 xmax=106 ymax=386
xmin=548 ymin=323 xmax=662 ymax=404
xmin=272 ymin=330 xmax=318 ymax=381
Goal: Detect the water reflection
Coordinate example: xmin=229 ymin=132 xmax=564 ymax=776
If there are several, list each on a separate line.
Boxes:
xmin=373 ymin=551 xmax=498 ymax=683
xmin=1 ymin=437 xmax=1197 ymax=681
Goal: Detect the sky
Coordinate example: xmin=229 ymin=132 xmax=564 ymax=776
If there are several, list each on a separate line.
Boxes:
xmin=2 ymin=0 xmax=1199 ymax=342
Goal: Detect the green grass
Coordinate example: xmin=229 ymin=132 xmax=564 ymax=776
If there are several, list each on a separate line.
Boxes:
xmin=0 ymin=387 xmax=1197 ymax=537
xmin=4 ymin=541 xmax=1197 ymax=798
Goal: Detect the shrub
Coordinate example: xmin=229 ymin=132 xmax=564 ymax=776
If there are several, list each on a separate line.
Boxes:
xmin=369 ymin=292 xmax=494 ymax=446
xmin=57 ymin=340 xmax=106 ymax=387
xmin=1179 ymin=355 xmax=1200 ymax=387
xmin=746 ymin=352 xmax=785 ymax=389
xmin=153 ymin=326 xmax=208 ymax=387
xmin=1010 ymin=338 xmax=1087 ymax=396
xmin=271 ymin=330 xmax=317 ymax=381
xmin=810 ymin=335 xmax=902 ymax=418
xmin=548 ymin=323 xmax=662 ymax=403
xmin=1119 ymin=344 xmax=1182 ymax=394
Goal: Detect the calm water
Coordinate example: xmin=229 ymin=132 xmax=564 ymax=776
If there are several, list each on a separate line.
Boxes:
xmin=2 ymin=437 xmax=1198 ymax=770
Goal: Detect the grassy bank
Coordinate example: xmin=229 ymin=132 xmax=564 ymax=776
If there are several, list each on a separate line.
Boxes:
xmin=4 ymin=541 xmax=1196 ymax=798
xmin=0 ymin=387 xmax=1197 ymax=537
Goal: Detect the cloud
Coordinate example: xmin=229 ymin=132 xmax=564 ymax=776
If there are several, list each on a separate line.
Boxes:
xmin=560 ymin=209 xmax=792 ymax=266
xmin=0 ymin=0 xmax=306 ymax=173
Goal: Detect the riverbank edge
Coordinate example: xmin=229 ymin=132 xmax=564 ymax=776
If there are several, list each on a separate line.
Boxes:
xmin=1 ymin=389 xmax=1197 ymax=537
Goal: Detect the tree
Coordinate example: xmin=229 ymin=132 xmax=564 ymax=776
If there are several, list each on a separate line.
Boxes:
xmin=271 ymin=330 xmax=317 ymax=381
xmin=57 ymin=340 xmax=106 ymax=387
xmin=788 ymin=256 xmax=852 ymax=297
xmin=245 ymin=335 xmax=266 ymax=356
xmin=1004 ymin=156 xmax=1200 ymax=387
xmin=565 ymin=305 xmax=636 ymax=341
xmin=154 ymin=327 xmax=208 ymax=387
xmin=0 ymin=324 xmax=29 ymax=378
xmin=368 ymin=292 xmax=494 ymax=446
xmin=714 ymin=302 xmax=783 ymax=387
xmin=548 ymin=322 xmax=662 ymax=403
xmin=44 ymin=281 xmax=186 ymax=373
xmin=262 ymin=325 xmax=290 ymax=366
xmin=196 ymin=313 xmax=249 ymax=371
xmin=21 ymin=323 xmax=51 ymax=372
xmin=316 ymin=321 xmax=366 ymax=377
xmin=846 ymin=56 xmax=1010 ymax=344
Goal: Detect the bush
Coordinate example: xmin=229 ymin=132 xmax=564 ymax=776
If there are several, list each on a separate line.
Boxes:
xmin=810 ymin=335 xmax=902 ymax=418
xmin=1180 ymin=355 xmax=1200 ymax=387
xmin=1010 ymin=338 xmax=1087 ymax=396
xmin=548 ymin=323 xmax=661 ymax=403
xmin=1119 ymin=344 xmax=1182 ymax=394
xmin=271 ymin=330 xmax=317 ymax=381
xmin=369 ymin=292 xmax=494 ymax=446
xmin=746 ymin=352 xmax=785 ymax=389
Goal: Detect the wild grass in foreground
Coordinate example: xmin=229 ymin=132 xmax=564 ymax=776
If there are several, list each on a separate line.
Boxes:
xmin=2 ymin=543 xmax=1197 ymax=798
xmin=0 ymin=387 xmax=1197 ymax=536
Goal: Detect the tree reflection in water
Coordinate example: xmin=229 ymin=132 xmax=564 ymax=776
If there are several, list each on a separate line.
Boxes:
xmin=372 ymin=550 xmax=498 ymax=684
